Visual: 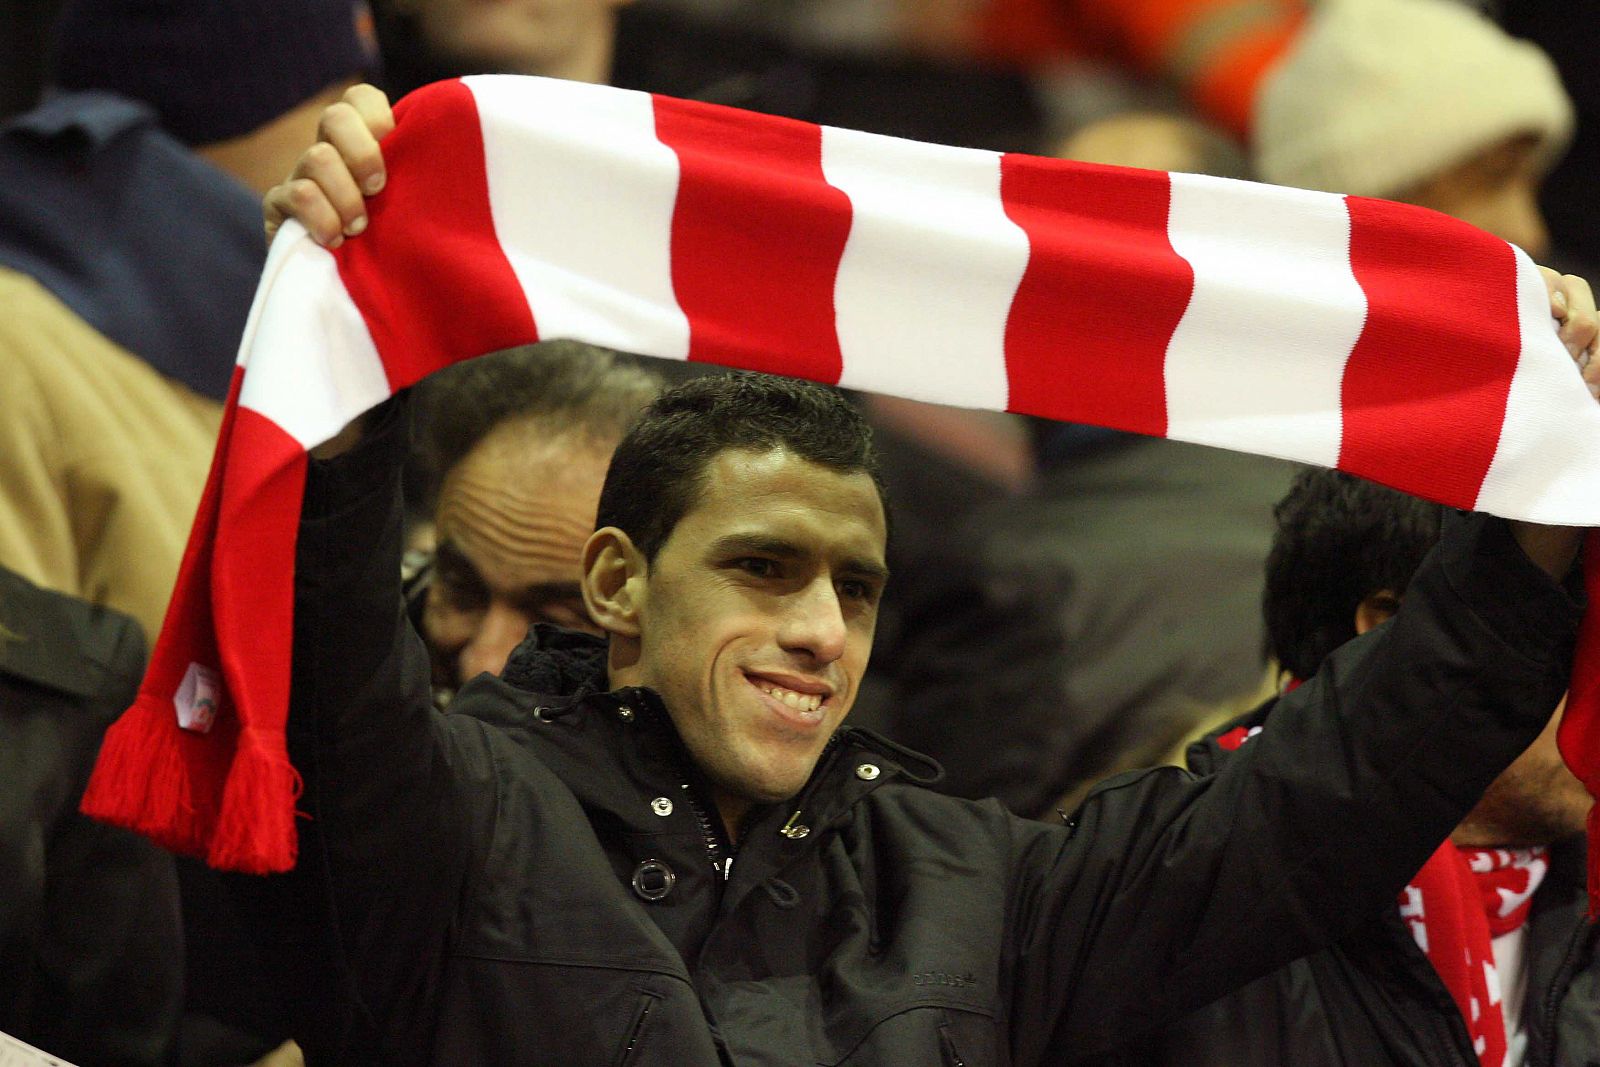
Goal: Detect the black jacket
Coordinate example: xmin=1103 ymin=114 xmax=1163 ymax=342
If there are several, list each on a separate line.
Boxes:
xmin=0 ymin=566 xmax=183 ymax=1066
xmin=1100 ymin=700 xmax=1600 ymax=1067
xmin=275 ymin=405 xmax=1580 ymax=1066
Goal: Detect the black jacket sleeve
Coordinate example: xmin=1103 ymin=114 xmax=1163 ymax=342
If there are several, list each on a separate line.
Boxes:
xmin=1001 ymin=512 xmax=1582 ymax=1062
xmin=264 ymin=400 xmax=502 ymax=1062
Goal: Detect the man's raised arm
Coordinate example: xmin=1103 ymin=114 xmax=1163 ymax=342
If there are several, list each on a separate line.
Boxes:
xmin=249 ymin=96 xmax=501 ymax=1056
xmin=1002 ymin=262 xmax=1597 ymax=1055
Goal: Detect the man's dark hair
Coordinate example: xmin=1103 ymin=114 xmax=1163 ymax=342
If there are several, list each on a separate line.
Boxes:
xmin=1264 ymin=468 xmax=1445 ymax=680
xmin=410 ymin=341 xmax=663 ymax=512
xmin=596 ymin=372 xmax=887 ymax=561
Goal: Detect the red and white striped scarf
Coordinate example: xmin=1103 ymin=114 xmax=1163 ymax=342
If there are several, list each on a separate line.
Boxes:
xmin=79 ymin=75 xmax=1600 ymax=882
xmin=1401 ymin=845 xmax=1550 ymax=1067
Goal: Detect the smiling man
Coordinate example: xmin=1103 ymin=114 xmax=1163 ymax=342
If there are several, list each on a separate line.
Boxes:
xmin=263 ymin=358 xmax=1600 ymax=1066
xmin=582 ymin=380 xmax=890 ymax=833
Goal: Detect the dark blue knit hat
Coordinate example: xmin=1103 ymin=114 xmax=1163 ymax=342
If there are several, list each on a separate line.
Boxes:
xmin=48 ymin=0 xmax=381 ymax=146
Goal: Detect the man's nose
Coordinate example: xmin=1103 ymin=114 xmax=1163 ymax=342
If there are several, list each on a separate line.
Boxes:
xmin=458 ymin=601 xmax=532 ymax=683
xmin=777 ymin=578 xmax=848 ymax=665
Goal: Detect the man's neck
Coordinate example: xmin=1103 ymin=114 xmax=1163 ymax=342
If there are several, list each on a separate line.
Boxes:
xmin=713 ymin=791 xmax=753 ymax=846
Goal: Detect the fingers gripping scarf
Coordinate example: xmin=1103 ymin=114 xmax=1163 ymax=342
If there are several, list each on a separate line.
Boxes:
xmin=78 ymin=76 xmax=1600 ymax=893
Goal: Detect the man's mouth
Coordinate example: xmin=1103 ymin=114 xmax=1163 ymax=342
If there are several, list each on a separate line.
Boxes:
xmin=744 ymin=671 xmax=831 ymax=720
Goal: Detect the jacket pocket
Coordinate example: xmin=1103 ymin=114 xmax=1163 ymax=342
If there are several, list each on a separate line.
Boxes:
xmin=819 ymin=1004 xmax=993 ymax=1066
xmin=613 ymin=991 xmax=660 ymax=1067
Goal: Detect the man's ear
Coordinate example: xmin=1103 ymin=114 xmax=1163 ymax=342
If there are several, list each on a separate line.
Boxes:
xmin=1354 ymin=589 xmax=1402 ymax=636
xmin=582 ymin=527 xmax=647 ymax=638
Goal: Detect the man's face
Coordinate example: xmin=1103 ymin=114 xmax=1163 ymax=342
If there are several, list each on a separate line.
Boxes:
xmin=423 ymin=425 xmax=612 ymax=687
xmin=1403 ymin=133 xmax=1552 ymax=259
xmin=628 ymin=448 xmax=888 ymax=814
xmin=1452 ymin=696 xmax=1593 ymax=848
xmin=405 ymin=0 xmax=628 ymax=85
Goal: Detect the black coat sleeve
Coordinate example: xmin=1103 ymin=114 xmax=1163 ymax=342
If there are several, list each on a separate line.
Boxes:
xmin=1000 ymin=513 xmax=1582 ymax=1063
xmin=258 ymin=399 xmax=502 ymax=1063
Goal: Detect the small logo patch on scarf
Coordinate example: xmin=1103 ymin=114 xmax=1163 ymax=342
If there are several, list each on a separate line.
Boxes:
xmin=175 ymin=662 xmax=221 ymax=734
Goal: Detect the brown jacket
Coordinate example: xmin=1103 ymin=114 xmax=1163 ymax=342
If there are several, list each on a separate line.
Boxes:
xmin=0 ymin=267 xmax=222 ymax=642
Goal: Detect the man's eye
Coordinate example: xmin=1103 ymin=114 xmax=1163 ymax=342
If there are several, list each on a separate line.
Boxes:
xmin=439 ymin=574 xmax=488 ymax=612
xmin=838 ymin=580 xmax=876 ymax=603
xmin=737 ymin=558 xmax=777 ymax=578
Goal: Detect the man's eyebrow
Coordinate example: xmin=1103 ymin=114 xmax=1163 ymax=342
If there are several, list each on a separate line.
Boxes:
xmin=709 ymin=534 xmax=806 ymax=560
xmin=839 ymin=558 xmax=890 ymax=585
xmin=710 ymin=534 xmax=889 ymax=583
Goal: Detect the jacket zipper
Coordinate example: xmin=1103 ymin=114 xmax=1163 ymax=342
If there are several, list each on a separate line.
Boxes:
xmin=628 ymin=687 xmax=734 ymax=882
xmin=682 ymin=780 xmax=733 ymax=880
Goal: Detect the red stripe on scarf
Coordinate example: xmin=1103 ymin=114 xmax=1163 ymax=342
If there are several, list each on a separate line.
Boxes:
xmin=205 ymin=408 xmax=308 ymax=871
xmin=335 ymin=78 xmax=538 ymax=391
xmin=653 ymin=95 xmax=851 ymax=382
xmin=1340 ymin=196 xmax=1522 ymax=509
xmin=999 ymin=156 xmax=1187 ymax=435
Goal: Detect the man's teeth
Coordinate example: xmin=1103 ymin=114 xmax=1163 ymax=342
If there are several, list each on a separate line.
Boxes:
xmin=757 ymin=682 xmax=823 ymax=713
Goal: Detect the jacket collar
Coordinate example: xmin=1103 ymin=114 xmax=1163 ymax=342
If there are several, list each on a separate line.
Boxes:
xmin=491 ymin=624 xmax=944 ymax=839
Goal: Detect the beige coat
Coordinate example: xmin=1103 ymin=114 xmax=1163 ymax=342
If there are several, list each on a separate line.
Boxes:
xmin=0 ymin=268 xmax=223 ymax=643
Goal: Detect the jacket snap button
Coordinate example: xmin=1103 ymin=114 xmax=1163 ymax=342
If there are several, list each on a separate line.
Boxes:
xmin=855 ymin=763 xmax=880 ymax=781
xmin=631 ymin=860 xmax=675 ymax=902
xmin=650 ymin=797 xmax=673 ymax=817
xmin=618 ymin=706 xmax=635 ymax=722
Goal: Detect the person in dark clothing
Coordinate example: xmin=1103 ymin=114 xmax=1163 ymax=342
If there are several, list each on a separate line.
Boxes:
xmin=0 ymin=567 xmax=183 ymax=1066
xmin=1109 ymin=469 xmax=1599 ymax=1067
xmin=259 ymin=91 xmax=1600 ymax=1065
xmin=256 ymin=360 xmax=1590 ymax=1065
xmin=402 ymin=342 xmax=662 ymax=704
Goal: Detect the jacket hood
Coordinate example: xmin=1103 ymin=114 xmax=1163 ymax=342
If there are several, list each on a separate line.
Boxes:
xmin=500 ymin=623 xmax=609 ymax=699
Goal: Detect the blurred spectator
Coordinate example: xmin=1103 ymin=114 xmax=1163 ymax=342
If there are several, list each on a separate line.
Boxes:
xmin=971 ymin=0 xmax=1306 ymax=138
xmin=0 ymin=4 xmax=378 ymax=1064
xmin=374 ymin=0 xmax=627 ymax=98
xmin=0 ymin=283 xmax=224 ymax=652
xmin=1047 ymin=108 xmax=1246 ymax=176
xmin=0 ymin=567 xmax=182 ymax=1066
xmin=655 ymin=0 xmax=1306 ymax=139
xmin=1254 ymin=0 xmax=1572 ymax=260
xmin=0 ymin=0 xmax=379 ymax=640
xmin=1108 ymin=470 xmax=1599 ymax=1067
xmin=404 ymin=343 xmax=663 ymax=703
xmin=373 ymin=0 xmax=1045 ymax=155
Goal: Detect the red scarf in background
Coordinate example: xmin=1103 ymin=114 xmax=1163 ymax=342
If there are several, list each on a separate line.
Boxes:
xmin=75 ymin=75 xmax=1600 ymax=882
xmin=1401 ymin=846 xmax=1550 ymax=1067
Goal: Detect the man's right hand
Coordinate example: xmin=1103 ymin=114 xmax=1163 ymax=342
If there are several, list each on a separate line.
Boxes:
xmin=263 ymin=83 xmax=393 ymax=459
xmin=263 ymin=83 xmax=394 ymax=248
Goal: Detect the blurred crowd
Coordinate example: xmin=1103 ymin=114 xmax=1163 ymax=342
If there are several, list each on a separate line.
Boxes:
xmin=1 ymin=0 xmax=1596 ymax=1064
